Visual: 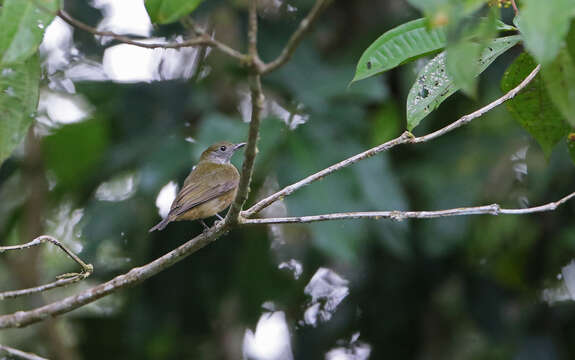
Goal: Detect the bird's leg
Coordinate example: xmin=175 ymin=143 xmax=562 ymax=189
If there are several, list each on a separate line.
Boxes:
xmin=215 ymin=213 xmax=224 ymax=221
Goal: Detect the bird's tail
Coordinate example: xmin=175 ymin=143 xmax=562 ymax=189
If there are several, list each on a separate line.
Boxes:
xmin=149 ymin=217 xmax=170 ymax=232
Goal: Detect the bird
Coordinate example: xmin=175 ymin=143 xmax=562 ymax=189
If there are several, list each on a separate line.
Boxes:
xmin=149 ymin=141 xmax=246 ymax=232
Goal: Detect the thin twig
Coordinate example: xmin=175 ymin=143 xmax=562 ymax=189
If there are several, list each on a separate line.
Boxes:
xmin=241 ymin=64 xmax=542 ymax=218
xmin=0 ymin=236 xmax=93 ymax=300
xmin=510 ymin=0 xmax=519 ymax=16
xmin=0 ymin=345 xmax=48 ymax=360
xmin=241 ymin=191 xmax=575 ymax=224
xmin=57 ymin=10 xmax=247 ymax=62
xmin=261 ymin=0 xmax=331 ymax=74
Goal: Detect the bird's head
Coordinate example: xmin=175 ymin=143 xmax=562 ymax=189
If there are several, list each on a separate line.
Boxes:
xmin=199 ymin=141 xmax=246 ymax=164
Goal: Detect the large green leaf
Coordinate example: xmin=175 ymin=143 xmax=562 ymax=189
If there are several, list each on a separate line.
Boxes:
xmin=0 ymin=54 xmax=40 ymax=164
xmin=407 ymin=35 xmax=520 ymax=131
xmin=0 ymin=0 xmax=58 ymax=64
xmin=44 ymin=119 xmax=108 ymax=189
xmin=352 ymin=18 xmax=447 ymax=83
xmin=501 ymin=53 xmax=570 ymax=156
xmin=542 ymin=48 xmax=575 ymax=127
xmin=517 ymin=0 xmax=575 ymax=65
xmin=145 ymin=0 xmax=203 ymax=24
xmin=567 ymin=20 xmax=575 ymax=66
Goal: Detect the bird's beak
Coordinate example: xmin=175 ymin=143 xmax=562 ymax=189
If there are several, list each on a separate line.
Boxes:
xmin=234 ymin=142 xmax=247 ymax=150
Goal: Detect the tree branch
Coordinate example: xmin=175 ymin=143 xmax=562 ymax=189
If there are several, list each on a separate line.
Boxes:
xmin=261 ymin=0 xmax=331 ymax=74
xmin=240 ymin=191 xmax=575 ymax=224
xmin=241 ymin=64 xmax=542 ymax=218
xmin=0 ymin=236 xmax=93 ymax=300
xmin=227 ymin=75 xmax=265 ymax=222
xmin=56 ymin=10 xmax=248 ymax=62
xmin=0 ymin=224 xmax=227 ymax=329
xmin=0 ymin=345 xmax=48 ymax=360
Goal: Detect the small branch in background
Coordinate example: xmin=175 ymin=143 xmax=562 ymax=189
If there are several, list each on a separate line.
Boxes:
xmin=56 ymin=10 xmax=247 ymax=62
xmin=0 ymin=344 xmax=48 ymax=360
xmin=241 ymin=191 xmax=575 ymax=224
xmin=510 ymin=0 xmax=519 ymax=15
xmin=0 ymin=236 xmax=93 ymax=300
xmin=261 ymin=0 xmax=331 ymax=74
xmin=242 ymin=64 xmax=542 ymax=217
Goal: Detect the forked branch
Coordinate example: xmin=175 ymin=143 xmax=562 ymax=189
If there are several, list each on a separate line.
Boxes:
xmin=0 ymin=236 xmax=93 ymax=300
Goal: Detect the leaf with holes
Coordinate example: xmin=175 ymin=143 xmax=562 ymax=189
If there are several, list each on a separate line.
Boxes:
xmin=0 ymin=0 xmax=59 ymax=64
xmin=406 ymin=35 xmax=520 ymax=131
xmin=0 ymin=55 xmax=41 ymax=164
xmin=501 ymin=53 xmax=570 ymax=157
xmin=145 ymin=0 xmax=204 ymax=24
xmin=352 ymin=18 xmax=447 ymax=83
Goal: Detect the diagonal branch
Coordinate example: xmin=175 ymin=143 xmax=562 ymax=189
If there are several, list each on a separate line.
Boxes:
xmin=57 ymin=10 xmax=247 ymax=62
xmin=240 ymin=191 xmax=575 ymax=224
xmin=241 ymin=64 xmax=542 ymax=218
xmin=0 ymin=236 xmax=93 ymax=300
xmin=261 ymin=0 xmax=331 ymax=74
xmin=0 ymin=345 xmax=48 ymax=360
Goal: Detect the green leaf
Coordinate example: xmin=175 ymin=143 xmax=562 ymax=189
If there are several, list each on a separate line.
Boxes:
xmin=0 ymin=0 xmax=59 ymax=64
xmin=496 ymin=19 xmax=516 ymax=32
xmin=145 ymin=0 xmax=203 ymax=24
xmin=0 ymin=54 xmax=40 ymax=165
xmin=501 ymin=53 xmax=570 ymax=156
xmin=446 ymin=10 xmax=498 ymax=96
xmin=407 ymin=35 xmax=520 ymax=131
xmin=517 ymin=0 xmax=575 ymax=65
xmin=542 ymin=49 xmax=575 ymax=127
xmin=44 ymin=119 xmax=108 ymax=189
xmin=352 ymin=18 xmax=447 ymax=83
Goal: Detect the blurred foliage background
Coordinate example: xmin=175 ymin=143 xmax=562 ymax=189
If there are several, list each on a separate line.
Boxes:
xmin=0 ymin=0 xmax=575 ymax=359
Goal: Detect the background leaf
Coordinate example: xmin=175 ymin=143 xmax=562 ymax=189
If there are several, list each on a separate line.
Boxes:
xmin=517 ymin=0 xmax=575 ymax=65
xmin=407 ymin=35 xmax=520 ymax=131
xmin=0 ymin=55 xmax=40 ymax=164
xmin=145 ymin=0 xmax=203 ymax=24
xmin=501 ymin=53 xmax=570 ymax=156
xmin=0 ymin=0 xmax=58 ymax=64
xmin=446 ymin=11 xmax=498 ymax=96
xmin=542 ymin=48 xmax=575 ymax=127
xmin=352 ymin=18 xmax=447 ymax=83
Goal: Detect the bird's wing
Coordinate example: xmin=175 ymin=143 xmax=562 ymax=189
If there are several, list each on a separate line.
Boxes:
xmin=168 ymin=164 xmax=239 ymax=218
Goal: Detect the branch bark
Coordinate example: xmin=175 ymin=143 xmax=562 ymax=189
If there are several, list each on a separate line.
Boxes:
xmin=0 ymin=345 xmax=48 ymax=360
xmin=240 ymin=191 xmax=575 ymax=224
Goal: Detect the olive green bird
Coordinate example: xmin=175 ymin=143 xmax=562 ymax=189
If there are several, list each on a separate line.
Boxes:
xmin=149 ymin=141 xmax=246 ymax=232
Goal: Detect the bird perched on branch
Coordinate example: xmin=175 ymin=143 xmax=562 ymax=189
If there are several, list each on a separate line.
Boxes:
xmin=149 ymin=141 xmax=246 ymax=232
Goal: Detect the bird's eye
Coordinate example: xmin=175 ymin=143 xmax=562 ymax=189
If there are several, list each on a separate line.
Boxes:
xmin=220 ymin=145 xmax=227 ymax=152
